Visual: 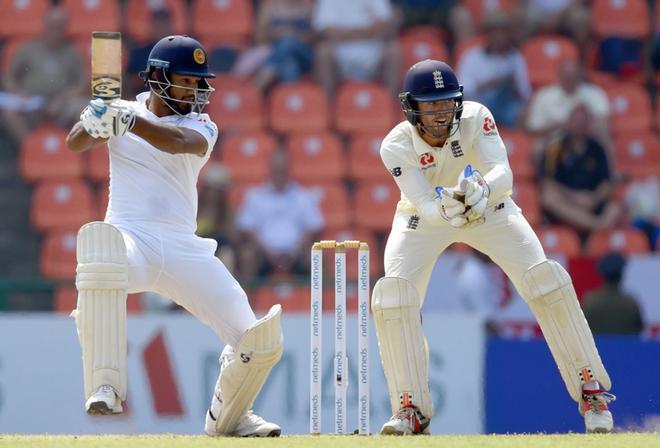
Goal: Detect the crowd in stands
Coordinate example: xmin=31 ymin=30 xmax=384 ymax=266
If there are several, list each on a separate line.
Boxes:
xmin=0 ymin=0 xmax=658 ymax=328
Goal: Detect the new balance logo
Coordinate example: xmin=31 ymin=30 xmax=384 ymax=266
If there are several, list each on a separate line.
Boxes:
xmin=432 ymin=70 xmax=444 ymax=89
xmin=407 ymin=215 xmax=420 ymax=230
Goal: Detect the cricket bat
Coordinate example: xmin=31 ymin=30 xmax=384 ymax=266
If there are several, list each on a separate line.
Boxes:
xmin=91 ymin=31 xmax=122 ymax=102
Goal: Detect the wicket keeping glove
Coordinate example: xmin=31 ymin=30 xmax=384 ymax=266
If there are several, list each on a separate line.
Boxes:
xmin=436 ymin=186 xmax=468 ymax=228
xmin=458 ymin=165 xmax=490 ymax=222
xmin=81 ymin=98 xmax=136 ymax=139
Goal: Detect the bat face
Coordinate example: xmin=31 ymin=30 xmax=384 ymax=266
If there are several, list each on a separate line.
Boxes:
xmin=91 ymin=31 xmax=122 ymax=102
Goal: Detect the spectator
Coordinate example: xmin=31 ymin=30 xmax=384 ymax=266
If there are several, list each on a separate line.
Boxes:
xmin=624 ymin=176 xmax=659 ymax=251
xmin=582 ymin=252 xmax=643 ymax=335
xmin=0 ymin=6 xmax=87 ymax=143
xmin=126 ymin=9 xmax=174 ymax=98
xmin=457 ymin=11 xmax=531 ymax=127
xmin=526 ymin=59 xmax=611 ymax=142
xmin=393 ymin=0 xmax=457 ymax=28
xmin=521 ymin=0 xmax=591 ymax=53
xmin=241 ymin=0 xmax=315 ymax=92
xmin=312 ymin=0 xmax=401 ymax=96
xmin=236 ymin=148 xmax=324 ymax=281
xmin=539 ymin=103 xmax=621 ymax=244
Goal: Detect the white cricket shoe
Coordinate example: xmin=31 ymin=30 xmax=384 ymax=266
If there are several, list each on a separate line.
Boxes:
xmin=380 ymin=406 xmax=430 ymax=435
xmin=580 ymin=383 xmax=616 ymax=433
xmin=205 ymin=394 xmax=281 ymax=437
xmin=85 ymin=384 xmax=123 ymax=415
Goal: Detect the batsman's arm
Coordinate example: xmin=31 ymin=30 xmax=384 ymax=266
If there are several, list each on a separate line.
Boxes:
xmin=130 ymin=117 xmax=209 ymax=156
xmin=66 ymin=121 xmax=108 ymax=153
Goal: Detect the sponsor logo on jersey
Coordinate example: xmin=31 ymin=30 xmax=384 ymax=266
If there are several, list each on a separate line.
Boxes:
xmin=450 ymin=140 xmax=463 ymax=158
xmin=390 ymin=167 xmax=402 ymax=177
xmin=419 ymin=153 xmax=436 ymax=169
xmin=494 ymin=202 xmax=504 ymax=212
xmin=483 ymin=116 xmax=498 ymax=136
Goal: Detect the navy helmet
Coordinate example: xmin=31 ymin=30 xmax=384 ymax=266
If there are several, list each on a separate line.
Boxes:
xmin=399 ymin=59 xmax=463 ymax=137
xmin=139 ymin=35 xmax=215 ymax=114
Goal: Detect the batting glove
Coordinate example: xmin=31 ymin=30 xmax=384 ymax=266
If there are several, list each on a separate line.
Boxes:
xmin=81 ymin=98 xmax=136 ymax=138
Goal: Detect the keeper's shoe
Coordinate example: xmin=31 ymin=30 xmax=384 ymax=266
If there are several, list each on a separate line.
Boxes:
xmin=85 ymin=384 xmax=123 ymax=415
xmin=580 ymin=382 xmax=616 ymax=433
xmin=205 ymin=397 xmax=281 ymax=438
xmin=380 ymin=406 xmax=430 ymax=435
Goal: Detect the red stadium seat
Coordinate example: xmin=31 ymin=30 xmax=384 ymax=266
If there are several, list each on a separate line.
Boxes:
xmin=500 ymin=129 xmax=534 ymax=182
xmin=192 ymin=0 xmax=254 ymax=41
xmin=86 ymin=145 xmax=110 ymax=183
xmin=0 ymin=0 xmax=50 ymax=38
xmin=207 ymin=80 xmax=265 ymax=132
xmin=334 ymin=81 xmax=397 ymax=135
xmin=511 ymin=181 xmax=541 ymax=227
xmin=399 ymin=26 xmax=449 ymax=77
xmin=347 ymin=131 xmax=390 ymax=182
xmin=19 ymin=125 xmax=84 ymax=183
xmin=253 ymin=282 xmax=308 ymax=313
xmin=287 ymin=131 xmax=345 ymax=183
xmin=353 ymin=180 xmax=400 ymax=232
xmin=462 ymin=0 xmax=516 ymax=27
xmin=31 ymin=179 xmax=95 ymax=233
xmin=592 ymin=0 xmax=650 ymax=39
xmin=536 ymin=226 xmax=582 ymax=258
xmin=321 ymin=227 xmax=382 ymax=281
xmin=605 ymin=83 xmax=653 ymax=134
xmin=522 ymin=36 xmax=579 ymax=89
xmin=614 ymin=132 xmax=660 ymax=179
xmin=220 ymin=130 xmax=277 ymax=182
xmin=586 ymin=228 xmax=650 ymax=257
xmin=61 ymin=0 xmax=120 ymax=37
xmin=40 ymin=230 xmax=78 ymax=280
xmin=124 ymin=0 xmax=188 ymax=45
xmin=268 ymin=81 xmax=330 ymax=134
xmin=304 ymin=182 xmax=352 ymax=229
xmin=54 ymin=285 xmax=143 ymax=314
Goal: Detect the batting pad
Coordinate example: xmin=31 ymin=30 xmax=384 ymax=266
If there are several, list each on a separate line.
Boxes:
xmin=521 ymin=260 xmax=611 ymax=402
xmin=372 ymin=277 xmax=434 ymax=418
xmin=72 ymin=222 xmax=128 ymax=400
xmin=215 ymin=304 xmax=283 ymax=434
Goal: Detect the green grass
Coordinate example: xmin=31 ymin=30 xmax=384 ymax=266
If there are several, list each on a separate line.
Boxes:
xmin=1 ymin=434 xmax=659 ymax=448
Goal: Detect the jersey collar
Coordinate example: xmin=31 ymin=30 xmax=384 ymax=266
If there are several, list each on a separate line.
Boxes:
xmin=409 ymin=121 xmax=462 ymax=155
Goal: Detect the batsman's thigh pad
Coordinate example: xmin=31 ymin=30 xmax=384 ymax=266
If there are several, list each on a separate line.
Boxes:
xmin=72 ymin=222 xmax=128 ymax=400
xmin=372 ymin=277 xmax=433 ymax=417
xmin=215 ymin=304 xmax=283 ymax=434
xmin=521 ymin=260 xmax=611 ymax=401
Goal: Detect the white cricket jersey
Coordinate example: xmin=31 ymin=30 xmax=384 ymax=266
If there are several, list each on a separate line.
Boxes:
xmin=380 ymin=101 xmax=513 ymax=224
xmin=105 ymin=92 xmax=219 ymax=233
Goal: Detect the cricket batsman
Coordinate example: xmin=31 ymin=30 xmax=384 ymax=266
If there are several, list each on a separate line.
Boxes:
xmin=371 ymin=59 xmax=615 ymax=435
xmin=65 ymin=35 xmax=282 ymax=436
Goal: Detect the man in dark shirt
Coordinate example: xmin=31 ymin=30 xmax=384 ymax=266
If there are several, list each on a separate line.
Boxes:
xmin=540 ymin=103 xmax=621 ymax=243
xmin=583 ymin=252 xmax=643 ymax=334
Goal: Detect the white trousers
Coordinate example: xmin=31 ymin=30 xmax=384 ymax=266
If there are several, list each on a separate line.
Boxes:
xmin=384 ymin=196 xmax=547 ymax=304
xmin=114 ymin=222 xmax=256 ymax=347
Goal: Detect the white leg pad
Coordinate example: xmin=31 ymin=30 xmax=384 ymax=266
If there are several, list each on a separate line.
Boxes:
xmin=521 ymin=259 xmax=611 ymax=402
xmin=72 ymin=222 xmax=128 ymax=401
xmin=214 ymin=304 xmax=283 ymax=434
xmin=372 ymin=277 xmax=434 ymax=418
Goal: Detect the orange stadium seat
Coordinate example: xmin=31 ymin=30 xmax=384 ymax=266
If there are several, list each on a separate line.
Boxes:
xmin=536 ymin=226 xmax=582 ymax=258
xmin=207 ymin=80 xmax=265 ymax=132
xmin=400 ymin=26 xmax=449 ymax=77
xmin=348 ymin=131 xmax=390 ymax=182
xmin=61 ymin=0 xmax=120 ymax=37
xmin=0 ymin=37 xmax=29 ymax=75
xmin=19 ymin=125 xmax=84 ymax=183
xmin=40 ymin=230 xmax=77 ymax=280
xmin=253 ymin=282 xmax=307 ymax=313
xmin=192 ymin=0 xmax=254 ymax=41
xmin=353 ymin=180 xmax=400 ymax=232
xmin=462 ymin=0 xmax=516 ymax=27
xmin=334 ymin=81 xmax=397 ymax=135
xmin=510 ymin=181 xmax=541 ymax=227
xmin=0 ymin=0 xmax=49 ymax=38
xmin=268 ymin=81 xmax=330 ymax=134
xmin=605 ymin=83 xmax=653 ymax=134
xmin=522 ymin=36 xmax=579 ymax=89
xmin=220 ymin=130 xmax=277 ymax=182
xmin=31 ymin=179 xmax=95 ymax=233
xmin=86 ymin=145 xmax=110 ymax=183
xmin=586 ymin=228 xmax=650 ymax=257
xmin=124 ymin=0 xmax=188 ymax=45
xmin=54 ymin=285 xmax=143 ymax=313
xmin=321 ymin=227 xmax=382 ymax=280
xmin=287 ymin=131 xmax=345 ymax=183
xmin=592 ymin=0 xmax=650 ymax=39
xmin=500 ymin=129 xmax=534 ymax=182
xmin=614 ymin=132 xmax=660 ymax=179
xmin=304 ymin=182 xmax=351 ymax=229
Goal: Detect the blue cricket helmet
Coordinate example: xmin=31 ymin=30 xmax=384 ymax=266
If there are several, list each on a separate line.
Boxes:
xmin=399 ymin=59 xmax=463 ymax=136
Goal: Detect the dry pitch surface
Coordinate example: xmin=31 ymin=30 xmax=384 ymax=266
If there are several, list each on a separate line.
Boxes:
xmin=1 ymin=434 xmax=660 ymax=448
